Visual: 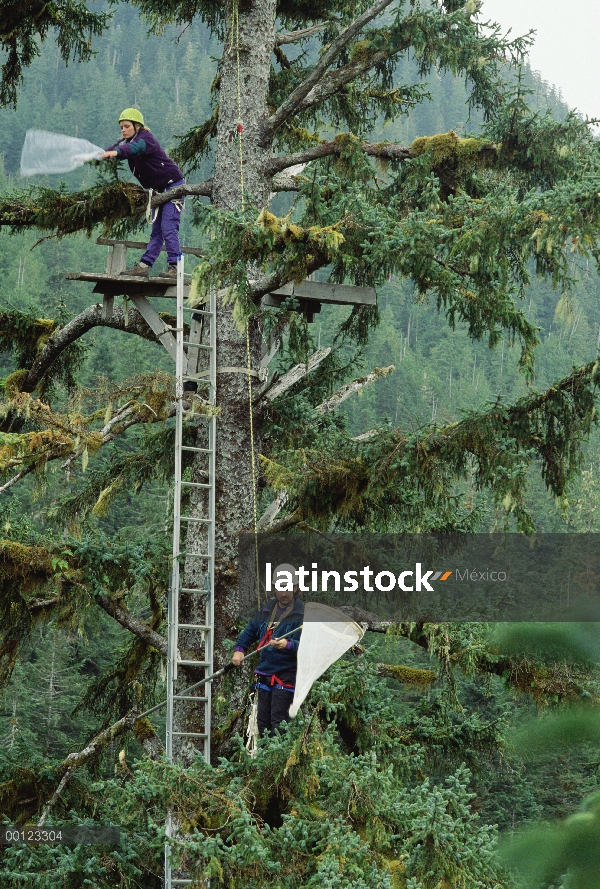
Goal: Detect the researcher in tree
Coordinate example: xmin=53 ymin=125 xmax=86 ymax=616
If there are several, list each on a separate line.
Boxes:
xmin=232 ymin=564 xmax=304 ymax=736
xmin=101 ymin=108 xmax=185 ymax=279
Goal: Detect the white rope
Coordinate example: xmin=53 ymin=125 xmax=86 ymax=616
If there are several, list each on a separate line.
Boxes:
xmin=245 ymin=693 xmax=259 ymax=758
xmin=145 ymin=188 xmax=154 ymax=223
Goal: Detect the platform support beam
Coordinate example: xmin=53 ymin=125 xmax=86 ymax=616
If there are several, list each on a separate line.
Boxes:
xmin=128 ymin=294 xmax=184 ymax=368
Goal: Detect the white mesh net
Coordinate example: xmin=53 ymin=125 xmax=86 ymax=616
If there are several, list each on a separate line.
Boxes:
xmin=20 ymin=130 xmax=104 ymax=177
xmin=289 ymin=603 xmax=364 ymax=718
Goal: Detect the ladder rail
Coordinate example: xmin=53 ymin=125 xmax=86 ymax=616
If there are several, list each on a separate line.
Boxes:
xmin=165 ymin=255 xmax=216 ymax=889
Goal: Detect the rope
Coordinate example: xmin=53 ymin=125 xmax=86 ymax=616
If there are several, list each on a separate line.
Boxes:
xmin=145 ymin=188 xmax=154 ymax=224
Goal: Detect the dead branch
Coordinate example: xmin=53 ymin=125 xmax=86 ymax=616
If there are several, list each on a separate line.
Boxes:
xmin=352 ymin=429 xmax=380 ymax=441
xmin=271 ymin=163 xmax=308 ymax=193
xmin=275 ymin=22 xmax=329 ymax=45
xmin=269 ymin=140 xmax=414 ymax=175
xmin=315 ymin=365 xmax=395 ymax=415
xmin=37 ymin=768 xmax=74 ymax=827
xmin=36 ymin=712 xmax=136 ymax=824
xmin=0 ymin=469 xmax=28 ymax=494
xmin=257 ymin=491 xmax=289 ymax=531
xmin=257 ymin=347 xmax=331 ymax=405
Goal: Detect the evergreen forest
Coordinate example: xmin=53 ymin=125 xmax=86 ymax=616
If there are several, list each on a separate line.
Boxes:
xmin=1 ymin=2 xmax=600 ymax=887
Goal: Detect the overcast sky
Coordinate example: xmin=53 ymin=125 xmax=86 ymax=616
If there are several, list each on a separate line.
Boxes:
xmin=481 ymin=0 xmax=599 ymax=122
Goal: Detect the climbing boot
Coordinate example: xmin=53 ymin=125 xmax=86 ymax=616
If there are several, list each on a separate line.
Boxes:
xmin=120 ymin=262 xmax=150 ymax=277
xmin=161 ymin=264 xmax=178 ymax=280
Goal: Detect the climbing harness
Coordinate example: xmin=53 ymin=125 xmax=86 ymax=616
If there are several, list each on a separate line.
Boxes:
xmin=256 ymin=601 xmax=295 ymax=650
xmin=145 ymin=187 xmax=184 ymax=225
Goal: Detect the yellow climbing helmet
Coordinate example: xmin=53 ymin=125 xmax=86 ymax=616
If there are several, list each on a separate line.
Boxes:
xmin=119 ymin=107 xmax=144 ymax=126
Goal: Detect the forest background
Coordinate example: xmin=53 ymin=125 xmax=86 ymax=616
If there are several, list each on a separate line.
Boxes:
xmin=1 ymin=2 xmax=600 ymax=887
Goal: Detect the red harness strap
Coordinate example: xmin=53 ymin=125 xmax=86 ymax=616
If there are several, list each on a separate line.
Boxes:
xmin=270 ymin=674 xmax=295 ymax=690
xmin=256 ymin=601 xmax=294 ymax=651
xmin=257 ymin=627 xmax=274 ymax=650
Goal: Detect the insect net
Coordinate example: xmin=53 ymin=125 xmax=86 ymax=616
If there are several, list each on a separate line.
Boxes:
xmin=289 ymin=603 xmax=365 ymax=718
xmin=21 ymin=130 xmax=104 ymax=177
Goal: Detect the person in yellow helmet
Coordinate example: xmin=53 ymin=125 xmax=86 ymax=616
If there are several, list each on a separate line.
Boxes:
xmin=101 ymin=109 xmax=185 ymax=278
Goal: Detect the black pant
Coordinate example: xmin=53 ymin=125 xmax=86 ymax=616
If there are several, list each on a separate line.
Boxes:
xmin=257 ymin=687 xmax=294 ymax=736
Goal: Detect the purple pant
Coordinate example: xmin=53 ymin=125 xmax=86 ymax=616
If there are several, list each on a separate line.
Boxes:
xmin=141 ymin=179 xmax=184 ymax=266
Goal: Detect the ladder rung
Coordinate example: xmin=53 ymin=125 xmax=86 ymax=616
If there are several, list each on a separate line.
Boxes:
xmin=185 ymin=343 xmax=212 ymax=350
xmin=181 ymin=446 xmax=212 ymax=453
xmin=178 ymin=623 xmax=211 ymax=630
xmin=179 ymin=586 xmax=210 ymax=594
xmin=172 ymin=880 xmax=193 ymax=885
xmin=180 ymin=516 xmax=212 ymax=524
xmin=181 ymin=481 xmax=212 ymax=489
xmin=177 ymin=659 xmax=211 ymax=667
xmin=174 ymin=695 xmax=209 ymax=702
xmin=172 ymin=731 xmax=209 ymax=738
xmin=183 ymin=306 xmax=213 ymax=315
xmin=176 ymin=552 xmax=212 ymax=560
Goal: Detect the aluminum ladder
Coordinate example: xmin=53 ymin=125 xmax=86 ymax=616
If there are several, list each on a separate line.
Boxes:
xmin=165 ymin=254 xmax=216 ymax=887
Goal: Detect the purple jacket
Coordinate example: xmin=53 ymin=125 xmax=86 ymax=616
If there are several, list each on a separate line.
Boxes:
xmin=107 ymin=130 xmax=183 ymax=191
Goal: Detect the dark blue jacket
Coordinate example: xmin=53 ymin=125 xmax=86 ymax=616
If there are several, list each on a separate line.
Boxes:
xmin=235 ymin=598 xmax=304 ymax=677
xmin=107 ymin=130 xmax=183 ymax=191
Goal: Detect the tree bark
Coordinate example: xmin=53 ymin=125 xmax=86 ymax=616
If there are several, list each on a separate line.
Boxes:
xmin=180 ymin=0 xmax=279 ymax=756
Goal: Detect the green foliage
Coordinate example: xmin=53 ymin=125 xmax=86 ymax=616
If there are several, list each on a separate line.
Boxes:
xmin=1 ymin=4 xmax=600 ymax=888
xmin=500 ymin=792 xmax=600 ymax=889
xmin=264 ymin=361 xmax=599 ymax=532
xmin=0 ymin=655 xmax=509 ymax=888
xmin=0 ymin=176 xmax=147 ymax=238
xmin=0 ymin=1 xmax=110 ymax=108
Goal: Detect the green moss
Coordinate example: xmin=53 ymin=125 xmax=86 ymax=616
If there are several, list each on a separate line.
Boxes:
xmin=133 ymin=716 xmax=159 ymax=744
xmin=4 ymin=368 xmax=28 ymax=397
xmin=33 ymin=318 xmax=56 ymax=353
xmin=411 ymin=131 xmax=496 ymax=167
xmin=350 ymin=40 xmax=372 ymax=62
xmin=380 ymin=664 xmax=437 ymax=687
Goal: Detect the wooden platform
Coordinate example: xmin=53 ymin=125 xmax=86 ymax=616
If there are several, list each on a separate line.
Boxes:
xmin=265 ymin=279 xmax=376 ymax=307
xmin=67 ymin=239 xmax=378 ymax=362
xmin=262 ymin=279 xmax=376 ymax=321
xmin=67 ymin=270 xmax=187 ymax=299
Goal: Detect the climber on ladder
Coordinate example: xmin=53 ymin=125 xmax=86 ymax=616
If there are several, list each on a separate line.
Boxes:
xmin=232 ymin=564 xmax=304 ymax=737
xmin=101 ymin=108 xmax=185 ymax=279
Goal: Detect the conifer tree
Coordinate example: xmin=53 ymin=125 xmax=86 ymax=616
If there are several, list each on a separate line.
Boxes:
xmin=2 ymin=3 xmax=600 ymax=885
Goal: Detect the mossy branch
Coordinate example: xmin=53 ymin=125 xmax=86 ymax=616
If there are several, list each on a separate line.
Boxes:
xmin=264 ymin=360 xmax=599 ymax=532
xmin=0 ymin=179 xmax=212 ymax=238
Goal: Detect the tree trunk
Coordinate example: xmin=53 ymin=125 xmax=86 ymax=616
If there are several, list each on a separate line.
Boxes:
xmin=181 ymin=0 xmax=277 ymax=754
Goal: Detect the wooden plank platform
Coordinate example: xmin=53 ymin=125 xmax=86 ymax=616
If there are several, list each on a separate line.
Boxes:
xmin=263 ymin=279 xmax=376 ymax=308
xmin=67 ymin=271 xmax=188 ymax=299
xmin=69 ymin=240 xmax=377 ymax=323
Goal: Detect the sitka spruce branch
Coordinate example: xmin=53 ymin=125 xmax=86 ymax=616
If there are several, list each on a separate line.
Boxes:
xmin=263 ymin=360 xmax=600 ymax=533
xmin=0 ymin=0 xmax=110 ymax=107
